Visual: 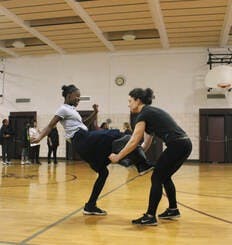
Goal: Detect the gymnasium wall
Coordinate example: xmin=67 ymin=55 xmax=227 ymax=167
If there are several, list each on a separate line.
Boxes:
xmin=1 ymin=48 xmax=232 ymax=160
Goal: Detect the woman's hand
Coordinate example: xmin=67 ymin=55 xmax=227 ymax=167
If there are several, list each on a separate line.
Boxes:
xmin=109 ymin=153 xmax=121 ymax=163
xmin=30 ymin=136 xmax=40 ymax=144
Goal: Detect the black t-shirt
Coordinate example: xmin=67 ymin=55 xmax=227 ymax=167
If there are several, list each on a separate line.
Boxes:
xmin=135 ymin=105 xmax=187 ymax=143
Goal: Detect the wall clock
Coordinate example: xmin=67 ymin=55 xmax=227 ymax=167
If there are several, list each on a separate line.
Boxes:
xmin=115 ymin=76 xmax=125 ymax=86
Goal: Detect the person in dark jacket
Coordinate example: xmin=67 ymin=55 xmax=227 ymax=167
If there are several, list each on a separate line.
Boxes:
xmin=1 ymin=119 xmax=14 ymax=165
xmin=47 ymin=126 xmax=59 ymax=164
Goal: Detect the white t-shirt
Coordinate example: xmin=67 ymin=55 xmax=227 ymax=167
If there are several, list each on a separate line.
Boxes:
xmin=55 ymin=104 xmax=88 ymax=139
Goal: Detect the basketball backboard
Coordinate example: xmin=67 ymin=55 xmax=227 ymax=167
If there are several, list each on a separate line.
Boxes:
xmin=205 ymin=65 xmax=232 ymax=90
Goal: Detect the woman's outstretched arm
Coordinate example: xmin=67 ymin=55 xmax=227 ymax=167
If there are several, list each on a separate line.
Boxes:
xmin=31 ymin=115 xmax=61 ymax=143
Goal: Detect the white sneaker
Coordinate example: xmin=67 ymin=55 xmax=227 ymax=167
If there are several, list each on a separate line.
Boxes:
xmin=21 ymin=161 xmax=25 ymax=165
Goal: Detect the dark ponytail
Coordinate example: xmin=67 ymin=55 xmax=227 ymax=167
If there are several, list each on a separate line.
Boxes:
xmin=129 ymin=88 xmax=154 ymax=105
xmin=61 ymin=84 xmax=79 ymax=98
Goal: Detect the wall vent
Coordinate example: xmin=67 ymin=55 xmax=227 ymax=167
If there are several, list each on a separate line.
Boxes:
xmin=80 ymin=96 xmax=91 ymax=101
xmin=207 ymin=94 xmax=226 ymax=99
xmin=16 ymin=98 xmax=31 ymax=103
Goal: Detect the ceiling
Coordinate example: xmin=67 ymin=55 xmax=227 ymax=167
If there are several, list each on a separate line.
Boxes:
xmin=0 ymin=0 xmax=232 ymax=58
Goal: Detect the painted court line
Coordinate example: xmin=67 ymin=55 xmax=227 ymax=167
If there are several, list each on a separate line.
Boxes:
xmin=18 ymin=174 xmax=141 ymax=244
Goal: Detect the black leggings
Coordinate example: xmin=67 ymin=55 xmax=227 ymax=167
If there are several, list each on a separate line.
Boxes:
xmin=30 ymin=145 xmax=40 ymax=163
xmin=87 ymin=167 xmax=109 ymax=207
xmin=48 ymin=145 xmax=58 ymax=163
xmin=71 ymin=129 xmax=123 ymax=207
xmin=1 ymin=139 xmax=12 ymax=162
xmin=146 ymin=138 xmax=192 ymax=216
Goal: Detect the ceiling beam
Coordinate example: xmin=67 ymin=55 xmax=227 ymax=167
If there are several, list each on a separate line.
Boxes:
xmin=147 ymin=0 xmax=169 ymax=49
xmin=64 ymin=0 xmax=115 ymax=51
xmin=0 ymin=4 xmax=65 ymax=54
xmin=0 ymin=41 xmax=18 ymax=57
xmin=220 ymin=0 xmax=232 ymax=47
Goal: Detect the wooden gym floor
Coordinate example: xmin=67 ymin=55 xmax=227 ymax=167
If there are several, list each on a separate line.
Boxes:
xmin=0 ymin=161 xmax=231 ymax=245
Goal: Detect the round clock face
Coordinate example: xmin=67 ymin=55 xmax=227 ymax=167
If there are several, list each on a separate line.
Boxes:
xmin=115 ymin=76 xmax=125 ymax=86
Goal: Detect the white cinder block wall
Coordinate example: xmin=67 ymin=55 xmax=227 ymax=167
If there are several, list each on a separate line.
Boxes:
xmin=1 ymin=48 xmax=232 ymax=160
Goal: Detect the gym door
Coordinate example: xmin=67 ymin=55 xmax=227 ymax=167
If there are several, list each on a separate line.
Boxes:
xmin=9 ymin=111 xmax=36 ymax=159
xmin=207 ymin=116 xmax=225 ymax=162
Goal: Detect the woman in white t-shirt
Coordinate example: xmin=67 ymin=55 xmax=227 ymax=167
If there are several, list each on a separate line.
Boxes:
xmin=31 ymin=85 xmax=125 ymax=216
xmin=29 ymin=120 xmax=41 ymax=164
xmin=32 ymin=85 xmax=152 ymax=216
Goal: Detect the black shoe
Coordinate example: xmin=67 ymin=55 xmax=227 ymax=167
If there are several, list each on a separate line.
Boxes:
xmin=158 ymin=208 xmax=180 ymax=219
xmin=132 ymin=214 xmax=157 ymax=226
xmin=137 ymin=163 xmax=154 ymax=176
xmin=83 ymin=204 xmax=107 ymax=216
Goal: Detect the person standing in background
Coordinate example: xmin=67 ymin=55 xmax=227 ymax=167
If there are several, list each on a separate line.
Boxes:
xmin=29 ymin=120 xmax=41 ymax=164
xmin=1 ymin=119 xmax=14 ymax=165
xmin=21 ymin=122 xmax=31 ymax=165
xmin=100 ymin=122 xmax=109 ymax=130
xmin=47 ymin=126 xmax=59 ymax=164
xmin=122 ymin=122 xmax=132 ymax=135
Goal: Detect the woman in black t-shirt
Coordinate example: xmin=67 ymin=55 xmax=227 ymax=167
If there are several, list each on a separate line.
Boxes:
xmin=109 ymin=88 xmax=192 ymax=226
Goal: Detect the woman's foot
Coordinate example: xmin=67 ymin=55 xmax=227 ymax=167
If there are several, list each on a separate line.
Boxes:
xmin=132 ymin=213 xmax=157 ymax=225
xmin=158 ymin=208 xmax=180 ymax=219
xmin=83 ymin=203 xmax=107 ymax=216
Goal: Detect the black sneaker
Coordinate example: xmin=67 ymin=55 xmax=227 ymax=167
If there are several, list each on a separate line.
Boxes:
xmin=132 ymin=214 xmax=157 ymax=226
xmin=158 ymin=208 xmax=180 ymax=219
xmin=137 ymin=163 xmax=154 ymax=176
xmin=83 ymin=204 xmax=107 ymax=216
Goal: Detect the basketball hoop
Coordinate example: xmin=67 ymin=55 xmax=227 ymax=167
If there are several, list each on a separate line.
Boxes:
xmin=217 ymin=83 xmax=231 ymax=89
xmin=205 ymin=65 xmax=232 ymax=89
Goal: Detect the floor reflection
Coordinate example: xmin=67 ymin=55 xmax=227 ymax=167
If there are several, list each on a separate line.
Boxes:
xmin=0 ymin=162 xmax=74 ymax=187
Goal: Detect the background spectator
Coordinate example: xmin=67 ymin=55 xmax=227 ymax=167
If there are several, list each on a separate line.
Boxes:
xmin=123 ymin=122 xmax=132 ymax=135
xmin=100 ymin=122 xmax=109 ymax=130
xmin=21 ymin=122 xmax=31 ymax=165
xmin=29 ymin=120 xmax=41 ymax=164
xmin=47 ymin=126 xmax=59 ymax=164
xmin=1 ymin=119 xmax=14 ymax=165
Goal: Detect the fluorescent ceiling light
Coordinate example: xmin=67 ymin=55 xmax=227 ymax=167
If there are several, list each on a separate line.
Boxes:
xmin=122 ymin=34 xmax=136 ymax=41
